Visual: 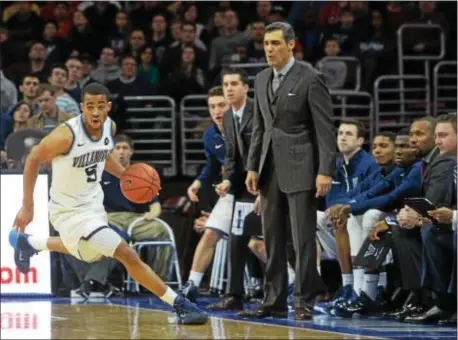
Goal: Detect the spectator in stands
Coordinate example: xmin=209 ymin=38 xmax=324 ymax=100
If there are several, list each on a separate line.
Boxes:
xmin=69 ymin=10 xmax=103 ymax=59
xmin=136 ymin=46 xmax=160 ymax=86
xmin=18 ymin=73 xmax=40 ymax=112
xmin=107 ymin=55 xmax=153 ymax=98
xmin=163 ymin=46 xmax=207 ymax=104
xmin=125 ymin=29 xmax=147 ymax=59
xmin=48 ymin=64 xmax=80 ymax=116
xmin=255 ymin=1 xmax=272 ymax=22
xmin=355 ymin=9 xmax=396 ymax=91
xmin=385 ymin=1 xmax=415 ymax=32
xmin=183 ymin=86 xmax=229 ymax=301
xmin=402 ymin=114 xmax=456 ymax=324
xmin=160 ymin=21 xmax=208 ymax=81
xmin=42 ymin=21 xmax=70 ymax=64
xmin=91 ymin=47 xmax=121 ymax=85
xmin=65 ymin=57 xmax=83 ymax=102
xmin=243 ymin=19 xmax=266 ymax=66
xmin=208 ymin=9 xmax=225 ymax=41
xmin=0 ymin=101 xmax=33 ymax=159
xmin=318 ymin=1 xmax=348 ymax=26
xmin=209 ymin=9 xmax=250 ymax=72
xmin=103 ymin=134 xmax=172 ymax=279
xmin=52 ymin=2 xmax=73 ymax=39
xmin=169 ymin=18 xmax=182 ymax=44
xmin=108 ymin=11 xmax=130 ymax=56
xmin=26 ymin=84 xmax=71 ymax=133
xmin=83 ymin=1 xmax=118 ymax=37
xmin=180 ymin=3 xmax=209 ymax=49
xmin=150 ymin=13 xmax=172 ymax=64
xmin=375 ymin=117 xmax=455 ymax=321
xmin=348 ymin=1 xmax=369 ymax=30
xmin=0 ymin=70 xmax=18 ymax=113
xmin=129 ymin=1 xmax=163 ymax=33
xmin=0 ymin=27 xmax=23 ymax=71
xmin=316 ymin=38 xmax=347 ymax=90
xmin=331 ymin=129 xmax=422 ymax=317
xmin=4 ymin=2 xmax=44 ymax=43
xmin=79 ymin=53 xmax=97 ymax=87
xmin=24 ymin=41 xmax=49 ymax=84
xmin=320 ymin=7 xmax=360 ymax=56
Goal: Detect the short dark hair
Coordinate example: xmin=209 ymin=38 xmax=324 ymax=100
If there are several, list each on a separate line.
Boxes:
xmin=208 ymin=86 xmax=224 ymax=98
xmin=181 ymin=21 xmax=196 ymax=30
xmin=339 ymin=119 xmax=365 ymax=138
xmin=436 ymin=113 xmax=457 ymax=133
xmin=49 ymin=64 xmax=69 ymax=77
xmin=115 ymin=134 xmax=133 ymax=149
xmin=21 ymin=73 xmax=40 ymax=85
xmin=220 ymin=66 xmax=249 ymax=85
xmin=413 ymin=116 xmax=437 ymax=133
xmin=397 ymin=127 xmax=411 ymax=136
xmin=37 ymin=84 xmax=58 ymax=97
xmin=375 ymin=131 xmax=396 ymax=143
xmin=81 ymin=83 xmax=110 ymax=102
xmin=265 ymin=21 xmax=295 ymax=42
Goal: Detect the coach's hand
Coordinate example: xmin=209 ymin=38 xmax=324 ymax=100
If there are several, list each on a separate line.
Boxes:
xmin=215 ymin=181 xmax=230 ymax=197
xmin=246 ymin=171 xmax=259 ymax=195
xmin=13 ymin=204 xmax=34 ymax=233
xmin=369 ymin=221 xmax=389 ymax=241
xmin=315 ymin=174 xmax=332 ymax=198
xmin=187 ymin=180 xmax=201 ymax=202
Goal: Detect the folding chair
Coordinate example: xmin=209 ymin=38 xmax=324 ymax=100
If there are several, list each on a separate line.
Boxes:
xmin=124 ymin=217 xmax=182 ymax=293
xmin=209 ymin=238 xmax=227 ymax=294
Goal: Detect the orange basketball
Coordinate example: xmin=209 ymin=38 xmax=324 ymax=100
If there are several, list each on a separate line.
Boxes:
xmin=120 ymin=163 xmax=161 ymax=204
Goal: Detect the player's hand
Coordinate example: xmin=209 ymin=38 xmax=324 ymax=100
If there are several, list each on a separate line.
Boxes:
xmin=369 ymin=221 xmax=390 ymax=241
xmin=193 ymin=211 xmax=209 ymax=234
xmin=215 ymin=181 xmax=230 ymax=197
xmin=246 ymin=171 xmax=259 ymax=195
xmin=253 ymin=195 xmax=261 ymax=216
xmin=187 ymin=181 xmax=201 ymax=202
xmin=428 ymin=207 xmax=454 ymax=224
xmin=316 ymin=174 xmax=332 ymax=198
xmin=13 ymin=205 xmax=34 ymax=233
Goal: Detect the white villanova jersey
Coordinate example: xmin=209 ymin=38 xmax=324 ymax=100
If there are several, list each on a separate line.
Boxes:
xmin=49 ymin=116 xmax=115 ymax=209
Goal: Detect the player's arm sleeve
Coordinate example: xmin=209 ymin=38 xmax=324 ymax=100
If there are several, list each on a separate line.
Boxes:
xmin=197 ymin=132 xmax=216 ymax=183
xmin=247 ymin=77 xmax=264 ymax=172
xmin=308 ymin=73 xmax=336 ymax=176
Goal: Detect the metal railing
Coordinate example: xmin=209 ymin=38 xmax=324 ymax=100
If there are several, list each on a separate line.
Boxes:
xmin=123 ymin=96 xmax=177 ymax=177
xmin=318 ymin=56 xmax=362 ymax=91
xmin=330 ymin=90 xmax=374 ymax=141
xmin=396 ymin=23 xmax=446 ymax=114
xmin=180 ymin=95 xmax=210 ymax=177
xmin=374 ymin=75 xmax=429 ymax=131
xmin=433 ymin=61 xmax=457 ymax=116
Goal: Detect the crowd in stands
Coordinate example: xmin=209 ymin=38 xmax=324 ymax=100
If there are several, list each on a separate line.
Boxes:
xmin=0 ymin=0 xmax=456 ymax=325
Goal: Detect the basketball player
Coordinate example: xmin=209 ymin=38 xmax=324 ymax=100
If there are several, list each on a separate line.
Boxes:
xmin=182 ymin=86 xmax=231 ymax=301
xmin=8 ymin=83 xmax=207 ymax=325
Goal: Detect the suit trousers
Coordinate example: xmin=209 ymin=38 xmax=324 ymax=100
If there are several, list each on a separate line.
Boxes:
xmin=391 ymin=224 xmax=423 ymax=291
xmin=421 ymin=225 xmax=455 ymax=295
xmin=449 ymin=230 xmax=456 ymax=295
xmin=260 ymin=155 xmax=324 ymax=309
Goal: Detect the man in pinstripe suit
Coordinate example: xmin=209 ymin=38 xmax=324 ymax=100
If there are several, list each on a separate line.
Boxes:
xmin=244 ymin=22 xmax=336 ymax=320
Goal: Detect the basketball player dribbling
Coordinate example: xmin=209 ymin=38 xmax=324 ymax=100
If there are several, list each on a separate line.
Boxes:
xmin=8 ymin=83 xmax=208 ymax=325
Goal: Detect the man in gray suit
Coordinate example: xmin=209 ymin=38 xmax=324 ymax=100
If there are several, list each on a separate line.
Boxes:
xmin=244 ymin=22 xmax=336 ymax=320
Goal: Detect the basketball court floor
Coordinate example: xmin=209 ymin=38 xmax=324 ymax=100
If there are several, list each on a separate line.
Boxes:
xmin=1 ymin=297 xmax=456 ymax=339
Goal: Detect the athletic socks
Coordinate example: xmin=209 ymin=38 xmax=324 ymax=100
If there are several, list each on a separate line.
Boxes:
xmin=378 ymin=271 xmax=387 ymax=289
xmin=27 ymin=235 xmax=48 ymax=251
xmin=362 ymin=274 xmax=379 ymax=301
xmin=353 ymin=268 xmax=365 ymax=296
xmin=188 ymin=271 xmax=204 ymax=287
xmin=160 ymin=287 xmax=179 ymax=306
xmin=287 ymin=265 xmax=296 ymax=285
xmin=342 ymin=273 xmax=354 ymax=287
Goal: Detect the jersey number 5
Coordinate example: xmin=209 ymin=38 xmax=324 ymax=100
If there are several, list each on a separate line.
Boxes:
xmin=85 ymin=164 xmax=97 ymax=183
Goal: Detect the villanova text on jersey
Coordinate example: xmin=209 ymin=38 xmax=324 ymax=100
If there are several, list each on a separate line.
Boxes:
xmin=72 ymin=150 xmax=110 ymax=168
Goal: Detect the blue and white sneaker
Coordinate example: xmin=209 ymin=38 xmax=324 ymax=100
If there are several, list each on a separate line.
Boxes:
xmin=9 ymin=229 xmax=39 ymax=274
xmin=332 ymin=289 xmax=360 ymax=317
xmin=171 ymin=296 xmax=208 ymax=325
xmin=314 ymin=284 xmax=354 ymax=315
xmin=179 ymin=280 xmax=199 ymax=302
xmin=287 ymin=283 xmax=294 ymax=309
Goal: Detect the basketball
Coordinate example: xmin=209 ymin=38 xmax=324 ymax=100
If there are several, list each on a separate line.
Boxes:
xmin=120 ymin=163 xmax=161 ymax=204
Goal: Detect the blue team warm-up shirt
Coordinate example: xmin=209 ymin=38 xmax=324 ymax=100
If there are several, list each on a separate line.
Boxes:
xmin=197 ymin=124 xmax=226 ymax=183
xmin=101 ymin=172 xmax=159 ymax=213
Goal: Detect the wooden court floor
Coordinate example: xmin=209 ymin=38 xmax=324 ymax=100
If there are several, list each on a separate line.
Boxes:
xmin=1 ymin=298 xmax=456 ymax=339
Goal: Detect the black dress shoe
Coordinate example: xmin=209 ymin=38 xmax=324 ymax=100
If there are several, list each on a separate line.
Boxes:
xmin=438 ymin=312 xmax=457 ymax=326
xmin=294 ymin=306 xmax=313 ymax=320
xmin=206 ymin=295 xmax=243 ymax=311
xmin=404 ymin=306 xmax=452 ymax=324
xmin=237 ymin=306 xmax=288 ymax=319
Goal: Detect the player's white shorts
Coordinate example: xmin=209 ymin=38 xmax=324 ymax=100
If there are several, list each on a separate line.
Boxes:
xmin=205 ymin=194 xmax=234 ymax=236
xmin=49 ymin=200 xmax=122 ymax=263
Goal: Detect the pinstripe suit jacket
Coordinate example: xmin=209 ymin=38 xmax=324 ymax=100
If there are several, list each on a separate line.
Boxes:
xmin=247 ymin=61 xmax=336 ymax=193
